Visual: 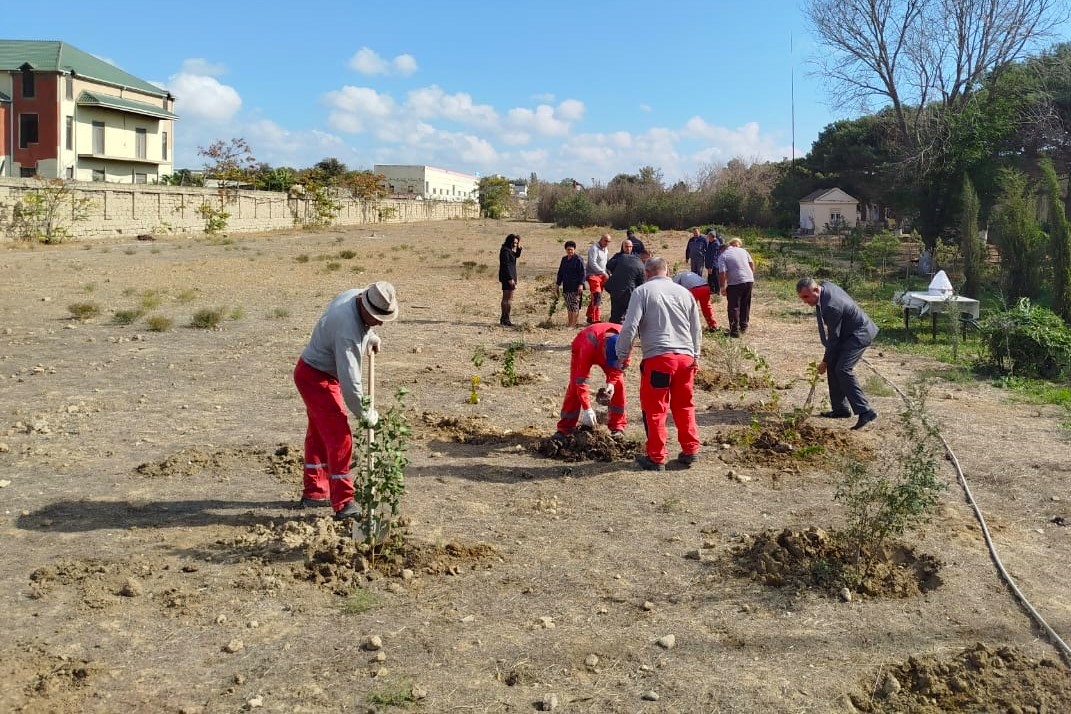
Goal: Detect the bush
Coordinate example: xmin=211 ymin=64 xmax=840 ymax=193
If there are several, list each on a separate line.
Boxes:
xmin=979 ymin=298 xmax=1071 ymax=378
xmin=68 ymin=302 xmax=101 ymax=320
xmin=189 ymin=307 xmax=225 ymax=329
xmin=146 ymin=315 xmax=173 ymax=332
xmin=111 ymin=308 xmax=143 ymax=325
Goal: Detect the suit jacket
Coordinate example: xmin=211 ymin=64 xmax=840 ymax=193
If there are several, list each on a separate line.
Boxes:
xmin=817 ymin=281 xmax=878 ymax=363
xmin=605 ymin=254 xmax=646 ymax=297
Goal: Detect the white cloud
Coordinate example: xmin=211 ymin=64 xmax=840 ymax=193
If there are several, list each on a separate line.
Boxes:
xmin=323 ymin=86 xmax=396 ymax=133
xmin=682 ymin=117 xmax=791 ymax=161
xmin=556 ymin=99 xmax=585 ymax=122
xmin=405 ymin=86 xmax=499 ymax=128
xmin=639 ymin=103 xmax=652 ymax=112
xmin=245 ymin=120 xmax=352 ymax=167
xmin=532 ymin=92 xmax=556 ymax=103
xmin=507 ymin=100 xmax=585 ymax=136
xmin=169 ymin=72 xmax=242 ymax=123
xmin=348 ymin=47 xmax=419 ymax=76
xmin=392 ymin=54 xmax=418 ymax=76
xmin=179 ymin=58 xmax=227 ymax=77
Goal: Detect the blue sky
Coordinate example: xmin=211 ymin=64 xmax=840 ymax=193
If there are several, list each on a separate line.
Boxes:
xmin=10 ymin=0 xmax=851 ymax=183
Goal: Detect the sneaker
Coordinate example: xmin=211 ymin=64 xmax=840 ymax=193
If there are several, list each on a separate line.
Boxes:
xmin=333 ymin=501 xmax=361 ymax=520
xmin=819 ymin=410 xmax=852 ymax=419
xmin=298 ymin=497 xmax=331 ymax=509
xmin=676 ymin=452 xmax=700 ymax=467
xmin=851 ymin=410 xmax=878 ymax=431
xmin=635 ymin=454 xmax=666 ymax=472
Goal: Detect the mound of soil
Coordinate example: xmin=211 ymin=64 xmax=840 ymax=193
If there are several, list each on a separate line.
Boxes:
xmin=714 ymin=419 xmax=868 ymax=465
xmin=28 ymin=558 xmax=162 ymax=609
xmin=133 ymin=443 xmax=302 ymax=482
xmin=850 ymin=642 xmax=1071 ymax=712
xmin=223 ymin=517 xmax=498 ymax=594
xmin=536 ymin=428 xmax=640 ymax=462
xmin=0 ymin=643 xmax=105 ymax=712
xmin=733 ymin=527 xmax=942 ymax=599
xmin=420 ymin=412 xmax=541 ymax=446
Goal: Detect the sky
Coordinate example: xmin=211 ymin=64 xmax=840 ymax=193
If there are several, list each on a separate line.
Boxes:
xmin=8 ymin=0 xmax=855 ymax=184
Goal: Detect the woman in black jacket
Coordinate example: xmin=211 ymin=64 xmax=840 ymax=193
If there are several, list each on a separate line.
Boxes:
xmin=498 ymin=233 xmax=522 ymax=326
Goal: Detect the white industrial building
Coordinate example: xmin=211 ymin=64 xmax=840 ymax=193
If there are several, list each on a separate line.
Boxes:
xmin=373 ymin=164 xmax=478 ymax=202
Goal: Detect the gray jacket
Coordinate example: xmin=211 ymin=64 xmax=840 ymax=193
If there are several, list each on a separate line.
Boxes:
xmin=301 ymin=289 xmax=376 ymax=417
xmin=816 ymin=281 xmax=878 ymax=364
xmin=617 ymin=276 xmax=702 ymax=361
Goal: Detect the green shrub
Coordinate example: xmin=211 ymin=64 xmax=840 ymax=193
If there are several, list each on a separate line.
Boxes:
xmin=269 ymin=307 xmax=290 ymax=320
xmin=146 ymin=315 xmax=173 ymax=332
xmin=324 ymin=261 xmax=341 ymax=272
xmin=190 ymin=307 xmax=225 ymax=329
xmin=295 ymin=254 xmax=310 ymax=263
xmin=111 ymin=308 xmax=143 ymax=325
xmin=338 ymin=249 xmax=357 ymax=259
xmin=140 ymin=290 xmax=163 ymax=311
xmin=68 ymin=302 xmax=101 ymax=320
xmin=979 ymin=298 xmax=1071 ymax=378
xmin=228 ymin=306 xmax=246 ymax=321
xmin=176 ymin=288 xmax=198 ymax=304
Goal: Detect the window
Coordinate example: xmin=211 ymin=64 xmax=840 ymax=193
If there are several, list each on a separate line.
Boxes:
xmin=133 ymin=172 xmax=147 ymax=184
xmin=92 ymin=168 xmax=105 ymax=182
xmin=65 ymin=74 xmax=73 ymax=100
xmin=92 ymin=121 xmax=105 ymax=154
xmin=830 ymin=211 xmax=843 ymax=225
xmin=135 ymin=128 xmax=147 ymax=159
xmin=161 ymin=131 xmax=168 ymax=161
xmin=19 ymin=114 xmax=38 ymax=148
xmin=66 ymin=116 xmax=74 ymax=150
xmin=21 ymin=68 xmax=34 ymax=98
xmin=66 ymin=167 xmax=74 ymax=180
xmin=20 ymin=167 xmax=36 ymax=178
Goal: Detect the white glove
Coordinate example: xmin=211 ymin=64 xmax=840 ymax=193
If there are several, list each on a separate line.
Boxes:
xmin=362 ymin=408 xmax=379 ymax=428
xmin=366 ymin=332 xmax=382 ymax=355
xmin=578 ymin=408 xmax=597 ymax=428
xmin=602 ymin=383 xmax=615 ymax=400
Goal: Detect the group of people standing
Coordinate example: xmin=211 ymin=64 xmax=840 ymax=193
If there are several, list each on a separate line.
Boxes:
xmin=286 ymin=229 xmax=881 ymax=520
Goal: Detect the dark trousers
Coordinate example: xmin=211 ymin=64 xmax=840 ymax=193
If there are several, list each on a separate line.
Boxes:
xmin=609 ymin=292 xmax=631 ymax=324
xmin=827 ymin=342 xmax=871 ymax=416
xmin=726 ymin=281 xmax=753 ymax=336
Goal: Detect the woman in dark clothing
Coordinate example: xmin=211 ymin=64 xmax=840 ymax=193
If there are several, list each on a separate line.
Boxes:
xmin=498 ymin=233 xmax=522 ymax=326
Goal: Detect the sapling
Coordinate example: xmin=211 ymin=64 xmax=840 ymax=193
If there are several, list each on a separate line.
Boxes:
xmin=353 ymin=388 xmax=410 ymax=548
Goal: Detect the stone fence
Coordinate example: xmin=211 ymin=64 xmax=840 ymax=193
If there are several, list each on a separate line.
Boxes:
xmin=0 ymin=177 xmax=479 ymax=241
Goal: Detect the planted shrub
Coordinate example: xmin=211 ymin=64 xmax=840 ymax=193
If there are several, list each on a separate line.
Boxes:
xmin=979 ymin=298 xmax=1071 ymax=378
xmin=68 ymin=302 xmax=101 ymax=320
xmin=111 ymin=308 xmax=143 ymax=325
xmin=190 ymin=307 xmax=225 ymax=329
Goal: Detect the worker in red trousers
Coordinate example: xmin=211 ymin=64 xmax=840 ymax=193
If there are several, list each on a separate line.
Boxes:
xmin=553 ymin=322 xmax=629 ymax=439
xmin=672 ymin=270 xmax=720 ymax=331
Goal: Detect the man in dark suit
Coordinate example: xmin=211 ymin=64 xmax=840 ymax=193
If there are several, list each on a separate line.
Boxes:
xmin=606 ymin=240 xmax=647 ymax=324
xmin=796 ymin=277 xmax=878 ymax=430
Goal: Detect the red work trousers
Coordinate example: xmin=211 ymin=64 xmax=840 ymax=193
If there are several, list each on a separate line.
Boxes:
xmin=689 ymin=285 xmax=719 ymax=330
xmin=639 ymin=352 xmax=701 ymax=464
xmin=293 ymin=358 xmax=355 ymax=510
xmin=586 ymin=274 xmax=607 ymax=322
xmin=557 ymin=325 xmax=626 ymax=433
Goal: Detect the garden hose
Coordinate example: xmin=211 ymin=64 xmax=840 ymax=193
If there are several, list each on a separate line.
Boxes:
xmin=862 ymin=358 xmax=1071 ymax=667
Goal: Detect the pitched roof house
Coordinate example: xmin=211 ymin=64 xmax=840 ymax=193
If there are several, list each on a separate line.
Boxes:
xmin=799 ymin=187 xmax=859 ymax=233
xmin=0 ymin=39 xmax=176 ymax=182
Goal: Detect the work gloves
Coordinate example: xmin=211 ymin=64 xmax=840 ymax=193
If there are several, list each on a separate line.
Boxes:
xmin=361 ymin=408 xmax=379 ymax=429
xmin=367 ymin=332 xmax=382 ymax=355
xmin=578 ymin=408 xmax=597 ymax=428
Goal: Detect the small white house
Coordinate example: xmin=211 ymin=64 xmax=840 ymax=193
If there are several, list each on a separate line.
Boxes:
xmin=799 ymin=187 xmax=860 ymax=233
xmin=373 ymin=164 xmax=478 ymax=202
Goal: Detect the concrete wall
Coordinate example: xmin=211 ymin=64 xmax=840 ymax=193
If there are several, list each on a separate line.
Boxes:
xmin=0 ymin=177 xmax=479 ymax=240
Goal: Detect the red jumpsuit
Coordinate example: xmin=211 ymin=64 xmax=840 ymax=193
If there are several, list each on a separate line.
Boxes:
xmin=556 ymin=323 xmax=627 ymax=434
xmin=293 ymin=358 xmax=356 ymax=510
xmin=639 ymin=353 xmax=701 ymax=464
xmin=688 ymin=285 xmax=719 ymax=330
xmin=586 ymin=274 xmax=607 ymax=323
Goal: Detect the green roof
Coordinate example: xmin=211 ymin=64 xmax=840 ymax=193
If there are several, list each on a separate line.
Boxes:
xmin=0 ymin=39 xmax=167 ymax=97
xmin=77 ymin=90 xmax=177 ymax=119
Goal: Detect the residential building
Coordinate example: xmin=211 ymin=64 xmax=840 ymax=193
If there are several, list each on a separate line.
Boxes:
xmin=373 ymin=164 xmax=478 ymax=202
xmin=798 ymin=187 xmax=860 ymax=233
xmin=0 ymin=39 xmax=176 ymax=182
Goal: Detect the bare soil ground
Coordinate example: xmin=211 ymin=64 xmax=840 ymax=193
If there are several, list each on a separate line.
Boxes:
xmin=0 ymin=220 xmax=1069 ymax=713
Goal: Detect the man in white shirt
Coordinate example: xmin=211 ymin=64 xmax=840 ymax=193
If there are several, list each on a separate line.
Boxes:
xmin=585 ymin=233 xmax=611 ymax=323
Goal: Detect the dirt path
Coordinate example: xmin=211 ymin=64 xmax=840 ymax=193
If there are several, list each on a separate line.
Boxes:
xmin=0 ymin=221 xmax=1068 ymax=713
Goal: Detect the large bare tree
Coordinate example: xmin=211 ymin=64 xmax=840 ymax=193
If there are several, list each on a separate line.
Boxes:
xmin=806 ymin=0 xmax=1068 ymax=144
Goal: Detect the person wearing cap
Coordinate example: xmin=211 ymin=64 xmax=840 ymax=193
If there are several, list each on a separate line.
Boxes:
xmin=498 ymin=233 xmax=522 ymax=326
xmin=685 ymin=228 xmax=707 ymax=277
xmin=585 ymin=233 xmax=611 ymax=323
xmin=616 ymin=257 xmax=703 ymax=471
xmin=672 ymin=270 xmax=720 ymax=331
xmin=704 ymin=230 xmax=722 ymax=292
xmin=553 ymin=322 xmax=629 ymax=440
xmin=718 ymin=238 xmax=755 ymax=338
xmin=293 ymin=282 xmax=399 ymax=519
xmin=796 ymin=277 xmax=878 ymax=430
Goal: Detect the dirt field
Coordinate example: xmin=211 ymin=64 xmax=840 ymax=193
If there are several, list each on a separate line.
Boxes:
xmin=0 ymin=220 xmax=1068 ymax=713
